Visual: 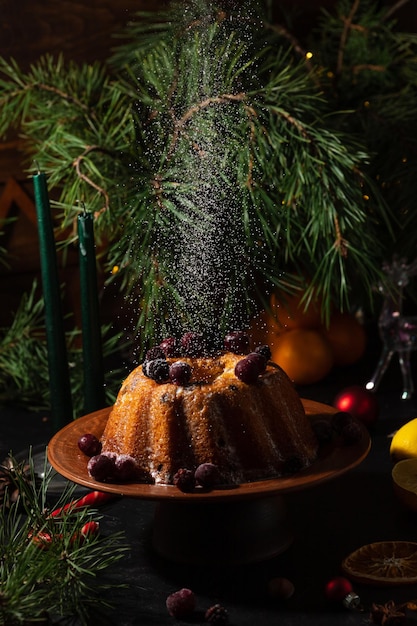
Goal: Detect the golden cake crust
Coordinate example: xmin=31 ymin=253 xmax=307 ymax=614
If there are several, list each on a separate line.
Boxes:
xmin=101 ymin=352 xmax=318 ymax=484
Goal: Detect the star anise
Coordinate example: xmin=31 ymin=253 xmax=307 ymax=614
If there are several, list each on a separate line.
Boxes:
xmin=369 ymin=600 xmax=407 ymax=625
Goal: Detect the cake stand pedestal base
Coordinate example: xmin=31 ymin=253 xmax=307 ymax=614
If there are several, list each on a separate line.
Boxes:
xmin=152 ymin=494 xmax=292 ymax=565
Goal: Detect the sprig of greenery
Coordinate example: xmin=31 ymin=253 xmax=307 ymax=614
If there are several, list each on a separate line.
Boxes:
xmin=0 ymin=452 xmax=129 ymax=625
xmin=0 ymin=282 xmax=128 ymax=415
xmin=312 ymin=0 xmax=417 ymax=262
xmin=0 ymin=0 xmax=406 ymax=352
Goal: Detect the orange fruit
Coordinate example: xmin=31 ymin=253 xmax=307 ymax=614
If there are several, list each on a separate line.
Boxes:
xmin=342 ymin=541 xmax=417 ymax=585
xmin=392 ymin=458 xmax=417 ymax=511
xmin=270 ymin=328 xmax=334 ymax=385
xmin=269 ymin=290 xmax=323 ymax=332
xmin=324 ymin=311 xmax=367 ymax=366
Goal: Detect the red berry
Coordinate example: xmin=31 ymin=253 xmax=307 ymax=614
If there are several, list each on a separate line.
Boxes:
xmin=195 ymin=463 xmax=220 ymax=488
xmin=224 ymin=330 xmax=250 ymax=354
xmin=234 ymin=353 xmax=265 ymax=384
xmin=114 ymin=454 xmax=139 ymax=481
xmin=181 ymin=331 xmax=206 ymax=357
xmin=169 ymin=361 xmax=192 ymax=385
xmin=160 ymin=336 xmax=179 ymax=357
xmin=87 ymin=454 xmax=116 ymax=482
xmin=246 ymin=351 xmax=267 ymax=373
xmin=166 ymin=588 xmax=196 ymax=618
xmin=78 ymin=433 xmax=102 ymax=457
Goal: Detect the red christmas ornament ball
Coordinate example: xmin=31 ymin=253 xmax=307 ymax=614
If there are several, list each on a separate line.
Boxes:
xmin=324 ymin=577 xmax=353 ymax=602
xmin=333 ymin=385 xmax=379 ymax=426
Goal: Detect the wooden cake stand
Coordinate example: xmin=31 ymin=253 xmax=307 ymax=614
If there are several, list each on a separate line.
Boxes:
xmin=47 ymin=399 xmax=370 ymax=564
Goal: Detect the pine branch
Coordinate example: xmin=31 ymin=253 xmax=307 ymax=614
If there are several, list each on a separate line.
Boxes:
xmin=0 ymin=0 xmax=403 ymax=353
xmin=336 ymin=0 xmax=361 ymax=76
xmin=0 ymin=452 xmax=129 ymax=625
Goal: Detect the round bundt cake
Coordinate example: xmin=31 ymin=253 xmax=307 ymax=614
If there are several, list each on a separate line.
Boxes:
xmin=99 ymin=340 xmax=319 ymax=486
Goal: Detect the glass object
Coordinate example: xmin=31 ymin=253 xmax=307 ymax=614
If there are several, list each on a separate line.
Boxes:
xmin=366 ymin=256 xmax=417 ymax=400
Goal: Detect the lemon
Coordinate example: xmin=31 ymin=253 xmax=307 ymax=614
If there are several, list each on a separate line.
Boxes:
xmin=390 ymin=418 xmax=417 ymax=462
xmin=392 ymin=458 xmax=417 ymax=511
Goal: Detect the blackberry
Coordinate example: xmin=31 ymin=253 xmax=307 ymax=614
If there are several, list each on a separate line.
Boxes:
xmin=173 ymin=468 xmax=195 ymax=492
xmin=166 ymin=588 xmax=196 ymax=619
xmin=224 ymin=330 xmax=250 ymax=355
xmin=145 ymin=345 xmax=166 ymax=361
xmin=195 ymin=463 xmax=221 ymax=489
xmin=205 ymin=604 xmax=229 ymax=624
xmin=255 ymin=344 xmax=272 ymax=361
xmin=169 ymin=361 xmax=192 ymax=386
xmin=143 ymin=358 xmax=170 ymax=383
xmin=78 ymin=433 xmax=102 ymax=457
xmin=181 ymin=331 xmax=206 ymax=357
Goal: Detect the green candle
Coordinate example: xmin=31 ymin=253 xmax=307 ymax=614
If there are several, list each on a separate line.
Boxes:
xmin=33 ymin=171 xmax=73 ymax=430
xmin=77 ymin=209 xmax=105 ymax=413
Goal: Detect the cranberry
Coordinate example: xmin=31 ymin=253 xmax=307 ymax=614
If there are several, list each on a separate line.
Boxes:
xmin=159 ymin=336 xmax=179 ymax=357
xmin=312 ymin=419 xmax=333 ymax=444
xmin=87 ymin=454 xmax=116 ymax=482
xmin=169 ymin=361 xmax=192 ymax=385
xmin=143 ymin=358 xmax=170 ymax=383
xmin=195 ymin=463 xmax=220 ymax=488
xmin=166 ymin=588 xmax=196 ymax=619
xmin=254 ymin=344 xmax=272 ymax=361
xmin=114 ymin=454 xmax=139 ymax=481
xmin=173 ymin=468 xmax=195 ymax=492
xmin=245 ymin=351 xmax=267 ymax=373
xmin=180 ymin=331 xmax=206 ymax=357
xmin=234 ymin=352 xmax=266 ymax=384
xmin=224 ymin=330 xmax=250 ymax=355
xmin=78 ymin=433 xmax=102 ymax=457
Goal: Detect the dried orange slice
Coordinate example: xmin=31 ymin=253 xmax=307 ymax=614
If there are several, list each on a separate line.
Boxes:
xmin=342 ymin=541 xmax=417 ymax=586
